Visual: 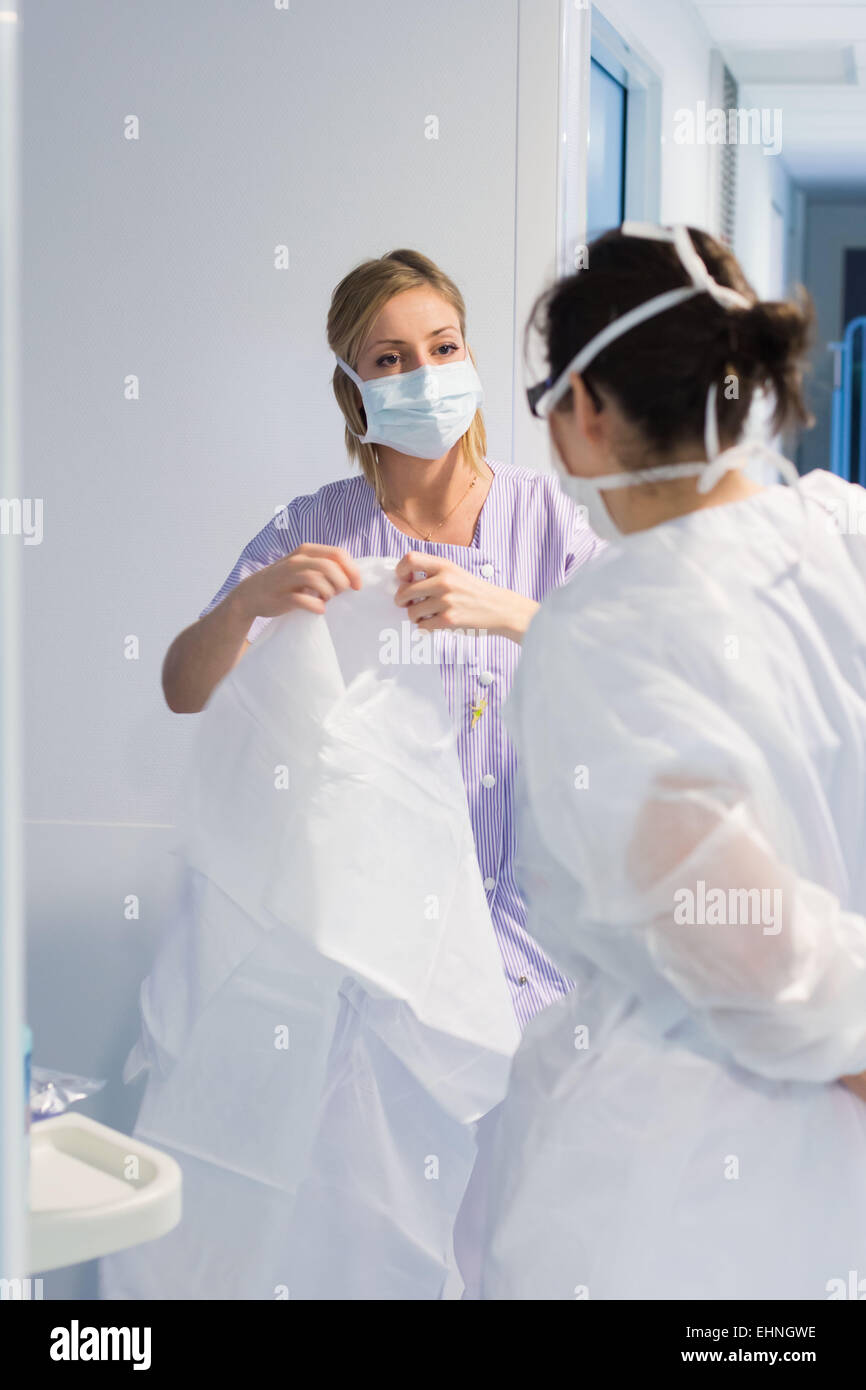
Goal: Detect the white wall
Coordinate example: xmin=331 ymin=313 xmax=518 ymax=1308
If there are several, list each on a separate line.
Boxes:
xmin=735 ymin=135 xmax=796 ymax=299
xmin=21 ymin=0 xmax=523 ymax=1296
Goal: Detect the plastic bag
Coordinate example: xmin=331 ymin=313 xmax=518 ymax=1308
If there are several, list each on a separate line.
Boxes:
xmin=30 ymin=1066 xmax=106 ymax=1120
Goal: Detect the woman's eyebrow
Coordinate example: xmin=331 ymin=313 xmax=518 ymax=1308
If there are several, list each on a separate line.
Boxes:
xmin=367 ymin=326 xmax=460 ymax=347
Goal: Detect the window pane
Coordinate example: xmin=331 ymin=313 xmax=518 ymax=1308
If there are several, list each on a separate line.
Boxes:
xmin=586 ymin=58 xmax=626 ymax=243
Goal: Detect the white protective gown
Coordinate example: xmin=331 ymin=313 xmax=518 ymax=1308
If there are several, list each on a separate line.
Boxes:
xmin=100 ymin=558 xmax=519 ymax=1300
xmin=480 ymin=470 xmax=866 ymax=1301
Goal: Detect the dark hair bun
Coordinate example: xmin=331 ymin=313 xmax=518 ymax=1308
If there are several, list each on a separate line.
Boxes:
xmin=744 ymin=293 xmax=814 ymax=431
xmin=749 ymin=297 xmax=810 ymax=367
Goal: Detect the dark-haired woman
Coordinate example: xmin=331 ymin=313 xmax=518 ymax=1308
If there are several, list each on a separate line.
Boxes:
xmin=478 ymin=223 xmax=866 ymax=1300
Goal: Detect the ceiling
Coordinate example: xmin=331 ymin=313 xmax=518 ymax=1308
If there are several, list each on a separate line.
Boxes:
xmin=693 ymin=0 xmax=866 ymax=192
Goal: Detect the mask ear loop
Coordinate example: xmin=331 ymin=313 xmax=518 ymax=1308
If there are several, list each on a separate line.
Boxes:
xmin=695 ymin=376 xmax=810 ymax=572
xmin=699 ymin=382 xmax=723 ymax=483
xmin=334 ymin=356 xmax=364 ymax=389
xmin=696 ymin=380 xmax=752 ymax=496
xmin=677 ymin=229 xmax=807 ymax=549
xmin=334 ymin=356 xmax=373 ymax=444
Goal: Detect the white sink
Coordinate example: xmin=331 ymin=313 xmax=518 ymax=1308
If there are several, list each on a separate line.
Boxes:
xmin=28 ymin=1113 xmax=182 ymax=1273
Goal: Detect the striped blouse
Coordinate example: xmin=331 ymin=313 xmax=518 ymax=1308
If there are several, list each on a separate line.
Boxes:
xmin=199 ymin=457 xmax=601 ymax=1028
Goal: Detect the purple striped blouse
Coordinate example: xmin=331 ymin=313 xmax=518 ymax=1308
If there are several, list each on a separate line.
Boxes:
xmin=199 ymin=457 xmax=601 ymax=1028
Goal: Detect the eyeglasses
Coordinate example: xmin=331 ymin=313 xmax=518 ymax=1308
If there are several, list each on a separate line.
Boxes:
xmin=526 ymin=372 xmax=602 ymax=420
xmin=526 ymin=375 xmax=554 ymax=420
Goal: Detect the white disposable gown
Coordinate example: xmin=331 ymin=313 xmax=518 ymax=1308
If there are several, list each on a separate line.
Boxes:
xmin=101 ymin=558 xmax=519 ymax=1300
xmin=480 ymin=470 xmax=866 ymax=1301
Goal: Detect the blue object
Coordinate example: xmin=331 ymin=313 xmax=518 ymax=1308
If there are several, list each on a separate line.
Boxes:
xmin=22 ymin=1024 xmax=31 ymax=1198
xmin=586 ymin=57 xmax=627 ymax=244
xmin=22 ymin=1024 xmax=31 ymax=1132
xmin=828 ymin=317 xmax=866 ymax=482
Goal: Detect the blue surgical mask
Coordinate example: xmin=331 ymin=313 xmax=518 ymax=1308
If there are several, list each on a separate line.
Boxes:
xmin=335 ymin=355 xmax=484 ymax=459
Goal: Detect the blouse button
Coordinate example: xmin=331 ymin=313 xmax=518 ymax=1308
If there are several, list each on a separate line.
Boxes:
xmin=481 ymin=773 xmax=496 ymax=789
xmin=478 ymin=671 xmax=494 ymax=686
xmin=483 ymin=876 xmax=496 ymax=891
xmin=480 ymin=562 xmax=495 ymax=578
xmin=518 ymin=975 xmax=528 ymax=986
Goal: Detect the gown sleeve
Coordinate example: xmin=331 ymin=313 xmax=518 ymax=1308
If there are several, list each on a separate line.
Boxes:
xmin=507 ymin=594 xmax=866 ymax=1084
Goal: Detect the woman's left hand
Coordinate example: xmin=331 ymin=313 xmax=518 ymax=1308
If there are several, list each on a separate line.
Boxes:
xmin=393 ymin=552 xmax=539 ymax=643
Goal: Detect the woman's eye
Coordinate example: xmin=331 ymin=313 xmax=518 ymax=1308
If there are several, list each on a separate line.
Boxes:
xmin=435 ymin=342 xmax=459 ymax=356
xmin=375 ymin=353 xmax=400 ymax=368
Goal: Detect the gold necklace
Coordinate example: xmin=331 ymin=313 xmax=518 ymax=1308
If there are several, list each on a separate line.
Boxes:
xmin=384 ymin=474 xmax=478 ymax=542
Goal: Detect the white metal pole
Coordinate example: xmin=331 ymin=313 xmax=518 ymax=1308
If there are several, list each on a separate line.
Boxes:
xmin=511 ymin=0 xmax=566 ymax=478
xmin=0 ymin=1 xmax=26 ymax=1284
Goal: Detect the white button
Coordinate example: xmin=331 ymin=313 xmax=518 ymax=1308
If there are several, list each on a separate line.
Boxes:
xmin=478 ymin=671 xmax=494 ymax=686
xmin=483 ymin=876 xmax=496 ymax=891
xmin=481 ymin=773 xmax=496 ymax=789
xmin=480 ymin=562 xmax=495 ymax=578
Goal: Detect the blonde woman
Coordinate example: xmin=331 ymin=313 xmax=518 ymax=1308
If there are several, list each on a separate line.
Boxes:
xmin=166 ymin=248 xmax=597 ymax=1035
xmin=109 ymin=249 xmax=599 ymax=1300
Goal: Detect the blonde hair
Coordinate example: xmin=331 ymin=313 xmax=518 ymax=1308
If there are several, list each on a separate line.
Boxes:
xmin=327 ymin=248 xmax=487 ymax=500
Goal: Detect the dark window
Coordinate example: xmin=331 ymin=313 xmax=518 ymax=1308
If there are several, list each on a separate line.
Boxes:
xmin=586 ymin=57 xmax=627 ymax=243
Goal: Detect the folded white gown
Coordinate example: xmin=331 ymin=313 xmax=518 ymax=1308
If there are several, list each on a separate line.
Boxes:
xmin=101 ymin=557 xmax=519 ymax=1300
xmin=480 ymin=471 xmax=866 ymax=1300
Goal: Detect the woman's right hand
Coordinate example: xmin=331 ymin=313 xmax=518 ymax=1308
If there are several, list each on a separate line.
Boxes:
xmin=233 ymin=544 xmax=362 ymax=619
xmin=840 ymin=1071 xmax=866 ymax=1103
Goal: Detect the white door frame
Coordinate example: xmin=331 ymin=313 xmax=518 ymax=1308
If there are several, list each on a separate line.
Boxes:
xmin=511 ymin=0 xmax=661 ymax=474
xmin=510 ymin=0 xmax=575 ymax=475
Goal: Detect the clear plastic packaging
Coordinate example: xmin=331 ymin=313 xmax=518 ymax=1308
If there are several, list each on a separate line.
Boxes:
xmin=29 ymin=1066 xmax=105 ymax=1121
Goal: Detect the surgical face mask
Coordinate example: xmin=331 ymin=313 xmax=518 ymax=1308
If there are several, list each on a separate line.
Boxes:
xmin=334 ymin=354 xmax=484 ymax=459
xmin=553 ymin=424 xmax=801 ymax=543
xmin=553 ymin=452 xmax=713 ymax=542
xmin=534 ymin=222 xmax=801 ymax=539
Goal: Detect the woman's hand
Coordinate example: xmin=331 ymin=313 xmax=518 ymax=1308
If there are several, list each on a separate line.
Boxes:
xmin=233 ymin=543 xmax=362 ymax=619
xmin=840 ymin=1071 xmax=866 ymax=1103
xmin=393 ymin=552 xmax=538 ymax=642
